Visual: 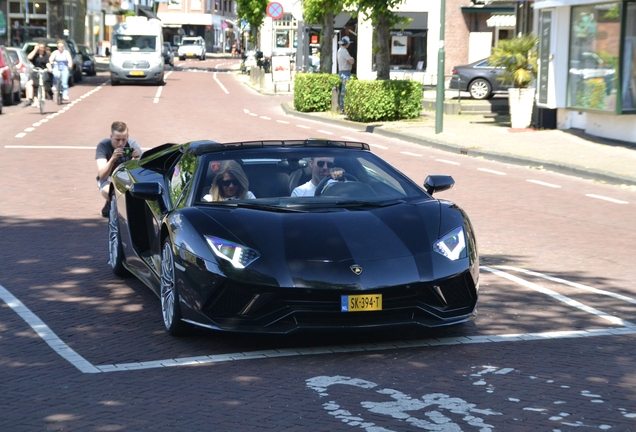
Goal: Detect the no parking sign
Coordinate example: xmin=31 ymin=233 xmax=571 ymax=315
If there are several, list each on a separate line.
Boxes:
xmin=267 ymin=2 xmax=284 ymax=20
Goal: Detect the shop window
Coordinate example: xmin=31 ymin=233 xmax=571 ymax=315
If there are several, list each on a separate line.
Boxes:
xmin=376 ymin=33 xmax=427 ymax=71
xmin=567 ymin=3 xmax=620 ymax=112
xmin=622 ymin=3 xmax=636 ymax=111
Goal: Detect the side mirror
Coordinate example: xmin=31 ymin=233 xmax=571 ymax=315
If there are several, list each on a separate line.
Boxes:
xmin=424 ymin=175 xmax=455 ymax=195
xmin=130 ymin=182 xmax=163 ymax=200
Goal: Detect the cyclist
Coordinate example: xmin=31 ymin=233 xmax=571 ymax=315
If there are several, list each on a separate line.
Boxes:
xmin=49 ymin=40 xmax=73 ymax=101
xmin=23 ymin=42 xmax=53 ymax=107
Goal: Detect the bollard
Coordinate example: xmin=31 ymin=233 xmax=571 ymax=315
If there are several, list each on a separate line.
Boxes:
xmin=331 ymin=86 xmax=339 ymax=113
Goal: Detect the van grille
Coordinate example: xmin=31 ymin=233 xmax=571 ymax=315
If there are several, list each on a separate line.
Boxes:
xmin=122 ymin=61 xmax=150 ymax=69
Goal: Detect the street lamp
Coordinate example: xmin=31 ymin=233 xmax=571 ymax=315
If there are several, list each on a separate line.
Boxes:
xmin=435 ymin=0 xmax=446 ymax=134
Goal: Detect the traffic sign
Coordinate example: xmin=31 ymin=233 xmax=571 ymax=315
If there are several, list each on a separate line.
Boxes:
xmin=267 ymin=2 xmax=284 ymax=20
xmin=222 ymin=21 xmax=228 ymax=29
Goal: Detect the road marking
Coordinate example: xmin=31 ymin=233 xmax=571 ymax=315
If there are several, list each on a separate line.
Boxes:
xmin=248 ymin=113 xmax=258 ymax=116
xmin=153 ymin=86 xmax=162 ymax=104
xmin=371 ymin=143 xmax=389 ymax=149
xmin=585 ymin=194 xmax=628 ymax=204
xmin=317 ymin=130 xmax=334 ymax=135
xmin=527 ymin=179 xmax=561 ymax=188
xmin=0 ymin=284 xmax=100 ymax=374
xmin=244 ymin=109 xmax=250 ymax=113
xmin=482 ymin=267 xmax=636 ymax=328
xmin=436 ymin=159 xmax=460 ymax=165
xmin=4 ymin=268 xmax=636 ymax=373
xmin=297 ymin=124 xmax=311 ymax=129
xmin=402 ymin=152 xmax=422 ymax=157
xmin=213 ymin=72 xmax=229 ymax=94
xmin=15 ymin=133 xmax=26 ymax=138
xmin=478 ymin=168 xmax=506 ymax=175
xmin=260 ymin=116 xmax=271 ymax=120
xmin=499 ymin=266 xmax=636 ymax=304
xmin=277 ymin=120 xmax=290 ymax=124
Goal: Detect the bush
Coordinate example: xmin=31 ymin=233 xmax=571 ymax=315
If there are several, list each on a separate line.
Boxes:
xmin=294 ymin=73 xmax=341 ymax=112
xmin=344 ymin=80 xmax=423 ymax=122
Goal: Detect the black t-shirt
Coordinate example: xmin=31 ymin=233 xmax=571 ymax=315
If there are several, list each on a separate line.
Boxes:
xmin=32 ymin=52 xmax=50 ymax=69
xmin=95 ymin=138 xmax=142 ymax=180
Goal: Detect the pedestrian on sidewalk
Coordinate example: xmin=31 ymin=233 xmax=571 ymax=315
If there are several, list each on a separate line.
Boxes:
xmin=96 ymin=121 xmax=143 ymax=217
xmin=337 ymin=36 xmax=354 ymax=113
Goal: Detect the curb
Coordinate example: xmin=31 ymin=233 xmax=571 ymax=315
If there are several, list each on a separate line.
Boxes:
xmin=280 ymin=103 xmax=636 ymax=187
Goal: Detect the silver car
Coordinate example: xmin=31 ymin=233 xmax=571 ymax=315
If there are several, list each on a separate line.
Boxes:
xmin=5 ymin=47 xmax=33 ymax=97
xmin=448 ymin=59 xmax=507 ymax=100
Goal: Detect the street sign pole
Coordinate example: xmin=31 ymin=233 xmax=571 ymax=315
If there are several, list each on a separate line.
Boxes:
xmin=435 ymin=0 xmax=446 ymax=134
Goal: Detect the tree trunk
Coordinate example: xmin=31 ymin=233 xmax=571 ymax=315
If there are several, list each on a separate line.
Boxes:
xmin=375 ymin=14 xmax=391 ymax=80
xmin=320 ymin=11 xmax=334 ymax=74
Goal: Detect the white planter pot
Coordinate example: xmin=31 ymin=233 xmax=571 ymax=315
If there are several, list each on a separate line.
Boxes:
xmin=508 ymin=87 xmax=536 ymax=129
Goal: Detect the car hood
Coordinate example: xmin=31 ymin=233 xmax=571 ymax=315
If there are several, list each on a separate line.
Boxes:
xmin=195 ymin=201 xmax=455 ymax=290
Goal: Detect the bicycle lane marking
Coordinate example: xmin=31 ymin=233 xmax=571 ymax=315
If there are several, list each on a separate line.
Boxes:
xmin=14 ymin=82 xmax=109 ymax=139
xmin=3 ymin=268 xmax=636 ymax=374
xmin=0 ymin=283 xmax=100 ymax=373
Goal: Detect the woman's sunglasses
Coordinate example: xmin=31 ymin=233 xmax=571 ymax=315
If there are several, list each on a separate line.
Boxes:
xmin=220 ymin=179 xmax=238 ymax=187
xmin=315 ymin=161 xmax=335 ymax=168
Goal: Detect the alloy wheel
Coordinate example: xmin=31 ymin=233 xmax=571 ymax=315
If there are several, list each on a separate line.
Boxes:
xmin=160 ymin=242 xmax=176 ymax=330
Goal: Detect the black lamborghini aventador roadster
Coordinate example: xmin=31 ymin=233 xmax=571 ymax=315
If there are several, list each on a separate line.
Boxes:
xmin=107 ymin=139 xmax=479 ymax=335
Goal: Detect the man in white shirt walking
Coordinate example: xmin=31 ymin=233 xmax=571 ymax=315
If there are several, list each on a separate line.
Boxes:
xmin=337 ymin=36 xmax=354 ymax=113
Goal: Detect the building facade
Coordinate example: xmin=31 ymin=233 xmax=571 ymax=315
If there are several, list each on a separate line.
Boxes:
xmin=535 ymin=0 xmax=636 ymax=141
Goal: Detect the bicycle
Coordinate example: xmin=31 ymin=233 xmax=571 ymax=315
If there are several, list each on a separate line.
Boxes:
xmin=56 ymin=73 xmax=63 ymax=105
xmin=32 ymin=67 xmax=48 ymax=115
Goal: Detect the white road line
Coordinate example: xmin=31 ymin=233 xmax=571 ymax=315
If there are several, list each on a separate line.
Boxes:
xmin=260 ymin=116 xmax=271 ymax=120
xmin=401 ymin=152 xmax=422 ymax=157
xmin=248 ymin=113 xmax=258 ymax=116
xmin=5 ymin=146 xmax=96 ymax=149
xmin=527 ymin=179 xmax=562 ymax=188
xmin=15 ymin=133 xmax=26 ymax=138
xmin=25 ymin=127 xmax=35 ymax=132
xmin=213 ymin=72 xmax=229 ymax=94
xmin=585 ymin=194 xmax=628 ymax=204
xmin=244 ymin=109 xmax=250 ymax=113
xmin=478 ymin=168 xmax=506 ymax=175
xmin=153 ymin=86 xmax=162 ymax=104
xmin=436 ymin=159 xmax=460 ymax=165
xmin=371 ymin=144 xmax=389 ymax=149
xmin=0 ymin=284 xmax=100 ymax=374
xmin=482 ymin=266 xmax=636 ymax=328
xmin=94 ymin=327 xmax=636 ymax=372
xmin=277 ymin=120 xmax=290 ymax=124
xmin=297 ymin=124 xmax=311 ymax=129
xmin=317 ymin=130 xmax=334 ymax=135
xmin=497 ymin=266 xmax=636 ymax=305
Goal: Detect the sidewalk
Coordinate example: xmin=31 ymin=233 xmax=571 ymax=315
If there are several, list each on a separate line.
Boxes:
xmin=280 ymin=100 xmax=636 ymax=188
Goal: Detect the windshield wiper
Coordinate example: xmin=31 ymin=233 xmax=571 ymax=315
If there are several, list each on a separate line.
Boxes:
xmin=212 ymin=201 xmax=308 ymax=213
xmin=334 ymin=199 xmax=406 ymax=208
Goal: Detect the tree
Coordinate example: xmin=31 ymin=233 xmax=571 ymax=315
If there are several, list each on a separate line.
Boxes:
xmin=351 ymin=0 xmax=408 ymax=80
xmin=304 ymin=0 xmax=347 ymax=73
xmin=236 ymin=0 xmax=269 ymax=43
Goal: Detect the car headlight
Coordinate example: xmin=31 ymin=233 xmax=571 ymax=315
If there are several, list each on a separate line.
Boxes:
xmin=433 ymin=227 xmax=466 ymax=261
xmin=205 ymin=235 xmax=260 ymax=269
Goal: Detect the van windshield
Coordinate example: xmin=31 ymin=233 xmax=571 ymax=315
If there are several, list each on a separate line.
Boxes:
xmin=114 ymin=35 xmax=157 ymax=52
xmin=181 ymin=39 xmax=199 ymax=45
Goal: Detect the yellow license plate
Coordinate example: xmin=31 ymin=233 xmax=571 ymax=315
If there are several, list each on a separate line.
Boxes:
xmin=129 ymin=70 xmax=145 ymax=76
xmin=341 ymin=294 xmax=382 ymax=312
xmin=187 ymin=53 xmax=195 ymax=56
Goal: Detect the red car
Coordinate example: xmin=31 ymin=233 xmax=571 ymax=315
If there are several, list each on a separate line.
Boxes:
xmin=0 ymin=46 xmax=22 ymax=106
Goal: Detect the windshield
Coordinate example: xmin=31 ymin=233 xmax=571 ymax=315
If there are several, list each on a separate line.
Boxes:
xmin=114 ymin=35 xmax=158 ymax=52
xmin=193 ymin=148 xmax=428 ymax=209
xmin=181 ymin=39 xmax=199 ymax=46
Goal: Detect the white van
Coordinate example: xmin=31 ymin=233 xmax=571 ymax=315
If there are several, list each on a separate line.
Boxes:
xmin=110 ymin=17 xmax=164 ymax=85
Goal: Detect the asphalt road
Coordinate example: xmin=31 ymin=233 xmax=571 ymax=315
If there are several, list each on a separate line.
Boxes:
xmin=1 ymin=58 xmax=636 ymax=431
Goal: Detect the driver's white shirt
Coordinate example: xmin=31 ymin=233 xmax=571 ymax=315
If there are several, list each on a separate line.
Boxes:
xmin=292 ymin=179 xmax=338 ymax=197
xmin=291 ymin=180 xmax=317 ymax=197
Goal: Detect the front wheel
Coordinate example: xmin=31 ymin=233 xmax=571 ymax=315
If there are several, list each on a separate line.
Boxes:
xmin=160 ymin=239 xmax=189 ymax=336
xmin=56 ymin=80 xmax=63 ymax=105
xmin=38 ymin=86 xmax=45 ymax=115
xmin=108 ymin=193 xmax=129 ymax=277
xmin=469 ymin=79 xmax=492 ymax=100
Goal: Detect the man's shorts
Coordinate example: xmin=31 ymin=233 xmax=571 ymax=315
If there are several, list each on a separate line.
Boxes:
xmin=98 ymin=178 xmax=111 ymax=199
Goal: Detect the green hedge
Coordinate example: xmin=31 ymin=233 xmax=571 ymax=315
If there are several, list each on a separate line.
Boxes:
xmin=294 ymin=73 xmax=341 ymax=112
xmin=345 ymin=80 xmax=423 ymax=122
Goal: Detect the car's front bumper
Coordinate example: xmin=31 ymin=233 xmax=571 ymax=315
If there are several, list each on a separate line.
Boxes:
xmin=110 ymin=63 xmax=164 ymax=83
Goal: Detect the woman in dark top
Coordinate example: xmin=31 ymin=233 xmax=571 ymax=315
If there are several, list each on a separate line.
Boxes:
xmin=23 ymin=42 xmax=53 ymax=107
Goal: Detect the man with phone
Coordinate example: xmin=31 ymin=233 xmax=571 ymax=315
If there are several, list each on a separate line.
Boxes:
xmin=96 ymin=121 xmax=143 ymax=217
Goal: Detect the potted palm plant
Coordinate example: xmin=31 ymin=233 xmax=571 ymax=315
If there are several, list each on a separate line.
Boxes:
xmin=488 ymin=35 xmax=539 ymax=129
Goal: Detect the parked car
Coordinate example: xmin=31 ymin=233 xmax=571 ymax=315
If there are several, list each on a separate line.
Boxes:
xmin=449 ymin=58 xmax=507 ymax=100
xmin=5 ymin=47 xmax=33 ymax=96
xmin=77 ymin=44 xmax=96 ymax=76
xmin=0 ymin=46 xmax=22 ymax=105
xmin=22 ymin=38 xmax=83 ymax=86
xmin=162 ymin=42 xmax=175 ymax=66
xmin=0 ymin=74 xmax=4 ymax=113
xmin=107 ymin=139 xmax=479 ymax=336
xmin=177 ymin=36 xmax=206 ymax=61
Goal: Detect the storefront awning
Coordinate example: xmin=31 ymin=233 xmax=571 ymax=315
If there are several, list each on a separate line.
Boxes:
xmin=136 ymin=5 xmax=159 ymax=20
xmin=461 ymin=5 xmax=515 ymax=13
xmin=334 ymin=11 xmax=427 ymax=32
xmin=487 ymin=14 xmax=516 ymax=27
